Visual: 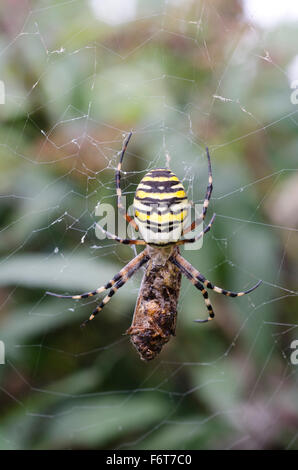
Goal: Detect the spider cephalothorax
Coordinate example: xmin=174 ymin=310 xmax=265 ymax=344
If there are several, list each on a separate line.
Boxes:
xmin=47 ymin=132 xmax=261 ymax=361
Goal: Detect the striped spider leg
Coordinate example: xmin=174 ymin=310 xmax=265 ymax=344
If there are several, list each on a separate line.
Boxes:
xmin=170 ymin=253 xmax=262 ymax=322
xmin=115 ymin=131 xmax=139 ymax=232
xmin=183 ymin=147 xmax=213 ymax=236
xmin=95 ymin=221 xmax=146 ymax=246
xmin=47 ymin=250 xmax=149 ymax=327
xmin=176 ymin=212 xmax=216 ymax=246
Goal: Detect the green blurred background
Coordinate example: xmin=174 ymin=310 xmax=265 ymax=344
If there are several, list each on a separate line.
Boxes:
xmin=0 ymin=0 xmax=297 ymax=450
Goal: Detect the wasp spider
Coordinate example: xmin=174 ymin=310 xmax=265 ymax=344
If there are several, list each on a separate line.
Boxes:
xmin=47 ymin=132 xmax=262 ymax=361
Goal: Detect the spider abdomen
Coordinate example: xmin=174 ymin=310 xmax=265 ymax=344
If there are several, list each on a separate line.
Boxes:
xmin=126 ymin=248 xmax=182 ymax=361
xmin=133 ymin=168 xmax=189 ymax=245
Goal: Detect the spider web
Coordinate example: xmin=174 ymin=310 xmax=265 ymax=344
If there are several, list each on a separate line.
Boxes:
xmin=0 ymin=0 xmax=298 ymax=450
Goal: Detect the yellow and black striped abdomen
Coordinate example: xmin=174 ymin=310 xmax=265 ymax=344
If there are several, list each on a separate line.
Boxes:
xmin=133 ymin=168 xmax=189 ymax=244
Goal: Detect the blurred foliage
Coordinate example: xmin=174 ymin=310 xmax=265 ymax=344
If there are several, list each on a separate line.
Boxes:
xmin=0 ymin=0 xmax=297 ymax=450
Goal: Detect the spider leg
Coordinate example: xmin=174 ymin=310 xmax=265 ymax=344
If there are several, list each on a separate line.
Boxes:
xmin=169 ymin=254 xmax=215 ymax=321
xmin=116 ymin=132 xmax=139 ymax=231
xmin=176 ymin=213 xmax=216 ymax=246
xmin=95 ymin=222 xmax=146 ymax=245
xmin=172 ymin=253 xmax=262 ymax=297
xmin=46 ymin=250 xmax=148 ymax=300
xmin=183 ymin=147 xmax=213 ymax=236
xmin=81 ymin=252 xmax=149 ymax=327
